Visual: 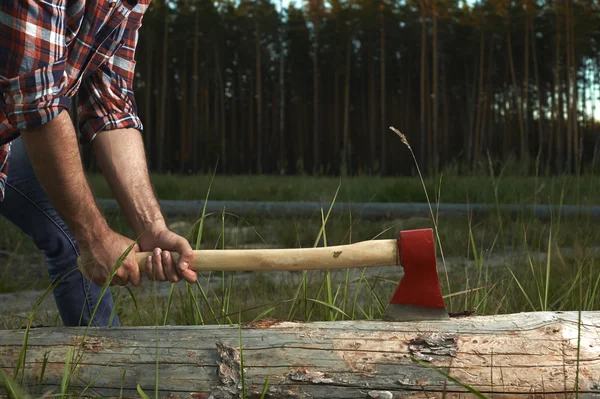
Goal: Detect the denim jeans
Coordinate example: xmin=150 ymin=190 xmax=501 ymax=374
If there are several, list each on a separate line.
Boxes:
xmin=0 ymin=137 xmax=119 ymax=327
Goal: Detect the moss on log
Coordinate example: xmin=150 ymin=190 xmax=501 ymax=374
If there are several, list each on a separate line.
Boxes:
xmin=1 ymin=311 xmax=600 ymax=398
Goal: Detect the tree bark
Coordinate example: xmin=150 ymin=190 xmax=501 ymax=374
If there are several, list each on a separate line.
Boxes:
xmin=342 ymin=35 xmax=352 ymax=175
xmin=144 ymin=29 xmax=153 ymax=161
xmin=2 ymin=311 xmax=600 ymax=398
xmin=255 ymin=20 xmax=263 ymax=174
xmin=279 ymin=0 xmax=286 ymax=175
xmin=312 ymin=3 xmax=321 ymax=174
xmin=368 ymin=38 xmax=376 ymax=173
xmin=473 ymin=29 xmax=485 ymax=165
xmin=215 ymin=45 xmax=227 ymax=172
xmin=419 ymin=1 xmax=427 ymax=169
xmin=506 ymin=16 xmax=526 ymax=160
xmin=565 ymin=0 xmax=572 ymax=173
xmin=531 ymin=8 xmax=544 ymax=158
xmin=192 ymin=8 xmax=200 ymax=172
xmin=380 ymin=3 xmax=386 ymax=175
xmin=524 ymin=0 xmax=530 ymax=154
xmin=431 ymin=0 xmax=438 ymax=172
xmin=158 ymin=11 xmax=169 ymax=172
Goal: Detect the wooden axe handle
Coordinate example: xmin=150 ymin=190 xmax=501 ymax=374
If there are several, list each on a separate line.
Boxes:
xmin=135 ymin=239 xmax=398 ymax=272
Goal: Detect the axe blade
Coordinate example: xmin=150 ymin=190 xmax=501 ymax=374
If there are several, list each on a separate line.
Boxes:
xmin=383 ymin=228 xmax=449 ymax=321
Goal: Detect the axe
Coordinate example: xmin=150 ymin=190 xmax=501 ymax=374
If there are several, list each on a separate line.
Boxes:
xmin=135 ymin=228 xmax=448 ymax=321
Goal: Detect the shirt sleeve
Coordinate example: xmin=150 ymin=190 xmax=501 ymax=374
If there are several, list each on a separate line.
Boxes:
xmin=77 ymin=3 xmax=147 ymax=143
xmin=0 ymin=1 xmax=71 ymax=131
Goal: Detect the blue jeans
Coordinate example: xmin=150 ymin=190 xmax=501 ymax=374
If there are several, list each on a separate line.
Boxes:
xmin=0 ymin=137 xmax=119 ymax=327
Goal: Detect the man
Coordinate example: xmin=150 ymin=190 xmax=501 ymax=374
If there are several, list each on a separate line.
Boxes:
xmin=0 ymin=0 xmax=197 ymax=327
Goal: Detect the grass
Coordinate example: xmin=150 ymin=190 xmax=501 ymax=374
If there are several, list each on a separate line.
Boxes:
xmin=0 ymin=136 xmax=598 ymax=396
xmin=86 ymin=167 xmax=600 ymax=206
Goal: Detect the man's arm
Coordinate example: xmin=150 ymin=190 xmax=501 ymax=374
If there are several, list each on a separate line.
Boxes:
xmin=19 ymin=110 xmax=142 ymax=286
xmin=91 ymin=127 xmax=196 ymax=284
xmin=74 ymin=0 xmax=196 ymax=284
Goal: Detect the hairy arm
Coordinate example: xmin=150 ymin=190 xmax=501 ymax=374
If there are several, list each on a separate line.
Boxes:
xmin=19 ymin=110 xmax=142 ymax=286
xmin=91 ymin=128 xmax=196 ymax=283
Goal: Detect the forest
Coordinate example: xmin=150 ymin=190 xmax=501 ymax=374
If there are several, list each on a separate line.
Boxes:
xmin=80 ymin=0 xmax=600 ymax=176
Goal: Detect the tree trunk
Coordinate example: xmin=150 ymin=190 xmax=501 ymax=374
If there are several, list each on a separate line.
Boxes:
xmin=531 ymin=8 xmax=544 ymax=158
xmin=568 ymin=0 xmax=578 ymax=172
xmin=551 ymin=4 xmax=561 ymax=172
xmin=442 ymin=57 xmax=449 ymax=165
xmin=158 ymin=12 xmax=169 ymax=173
xmin=279 ymin=0 xmax=286 ymax=175
xmin=215 ymin=45 xmax=226 ymax=173
xmin=473 ymin=29 xmax=485 ymax=165
xmin=192 ymin=8 xmax=200 ymax=172
xmin=506 ymin=16 xmax=526 ymax=160
xmin=524 ymin=0 xmax=530 ymax=154
xmin=431 ymin=0 xmax=438 ymax=172
xmin=419 ymin=1 xmax=427 ymax=169
xmin=368 ymin=39 xmax=376 ymax=173
xmin=312 ymin=7 xmax=320 ymax=174
xmin=255 ymin=21 xmax=263 ymax=174
xmin=3 ymin=312 xmax=599 ymax=398
xmin=342 ymin=35 xmax=351 ymax=175
xmin=565 ymin=0 xmax=572 ymax=173
xmin=144 ymin=31 xmax=153 ymax=162
xmin=179 ymin=57 xmax=188 ymax=173
xmin=380 ymin=3 xmax=386 ymax=175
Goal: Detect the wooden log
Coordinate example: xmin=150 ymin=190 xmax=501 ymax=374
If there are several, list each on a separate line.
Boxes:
xmin=1 ymin=311 xmax=600 ymax=398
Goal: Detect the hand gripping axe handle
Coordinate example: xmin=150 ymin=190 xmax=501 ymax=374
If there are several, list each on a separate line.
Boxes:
xmin=135 ymin=228 xmax=448 ymax=320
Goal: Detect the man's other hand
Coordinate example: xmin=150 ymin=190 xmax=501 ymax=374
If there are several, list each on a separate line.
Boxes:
xmin=138 ymin=227 xmax=197 ymax=284
xmin=78 ymin=229 xmax=142 ymax=287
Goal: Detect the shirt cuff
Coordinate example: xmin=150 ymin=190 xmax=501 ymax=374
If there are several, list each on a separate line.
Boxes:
xmin=79 ymin=111 xmax=144 ymax=143
xmin=0 ymin=65 xmax=72 ymax=131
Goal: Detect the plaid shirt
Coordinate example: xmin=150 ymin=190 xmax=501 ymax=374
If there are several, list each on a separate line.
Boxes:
xmin=0 ymin=0 xmax=150 ymax=201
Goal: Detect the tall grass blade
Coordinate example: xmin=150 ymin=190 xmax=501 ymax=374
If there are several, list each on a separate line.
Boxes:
xmin=306 ymin=298 xmax=349 ymax=319
xmin=137 ymin=383 xmax=151 ymax=399
xmin=506 ymin=266 xmax=536 ymax=311
xmin=60 ymin=347 xmax=73 ymax=396
xmin=36 ymin=350 xmax=49 ymax=396
xmin=125 ymin=286 xmax=143 ymax=324
xmin=259 ymin=376 xmax=270 ymax=399
xmin=163 ymin=283 xmax=176 ymax=325
xmin=0 ymin=369 xmax=30 ymax=399
xmin=543 ymin=227 xmax=552 ymax=311
xmin=196 ymin=158 xmax=218 ymax=250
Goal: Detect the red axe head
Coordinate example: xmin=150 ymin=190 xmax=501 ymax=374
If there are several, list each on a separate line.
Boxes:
xmin=383 ymin=228 xmax=449 ymax=321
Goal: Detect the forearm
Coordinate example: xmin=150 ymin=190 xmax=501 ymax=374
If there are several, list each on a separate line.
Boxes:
xmin=91 ymin=128 xmax=166 ymax=236
xmin=19 ymin=111 xmax=110 ymax=245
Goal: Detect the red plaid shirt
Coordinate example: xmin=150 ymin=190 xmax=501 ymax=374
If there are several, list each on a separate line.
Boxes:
xmin=0 ymin=0 xmax=150 ymax=201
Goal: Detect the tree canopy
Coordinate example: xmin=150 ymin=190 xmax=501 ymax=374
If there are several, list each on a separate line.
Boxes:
xmin=100 ymin=0 xmax=600 ymax=176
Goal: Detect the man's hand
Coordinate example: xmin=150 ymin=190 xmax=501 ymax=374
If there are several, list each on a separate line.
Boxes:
xmin=78 ymin=229 xmax=143 ymax=287
xmin=138 ymin=227 xmax=197 ymax=284
xmin=92 ymin=127 xmax=197 ymax=285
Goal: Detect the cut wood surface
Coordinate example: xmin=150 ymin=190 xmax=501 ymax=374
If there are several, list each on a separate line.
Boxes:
xmin=1 ymin=311 xmax=600 ymax=398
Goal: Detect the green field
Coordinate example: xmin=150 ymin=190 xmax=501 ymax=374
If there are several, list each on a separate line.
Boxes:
xmin=1 ymin=170 xmax=600 ymax=396
xmin=2 ymin=169 xmax=599 ymax=320
xmin=87 ymin=170 xmax=600 ymax=205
